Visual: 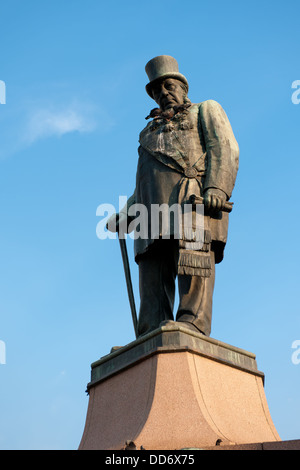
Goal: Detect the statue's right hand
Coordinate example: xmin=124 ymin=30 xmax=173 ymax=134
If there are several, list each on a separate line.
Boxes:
xmin=106 ymin=213 xmax=118 ymax=232
xmin=106 ymin=212 xmax=129 ymax=233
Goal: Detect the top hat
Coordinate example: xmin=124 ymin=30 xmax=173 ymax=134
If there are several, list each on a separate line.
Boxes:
xmin=145 ymin=55 xmax=188 ymax=97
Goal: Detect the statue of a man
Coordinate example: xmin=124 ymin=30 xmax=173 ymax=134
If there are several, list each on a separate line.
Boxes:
xmin=108 ymin=55 xmax=239 ymax=338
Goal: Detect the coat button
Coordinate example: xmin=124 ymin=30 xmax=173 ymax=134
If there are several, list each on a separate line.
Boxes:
xmin=184 ymin=167 xmax=197 ymax=178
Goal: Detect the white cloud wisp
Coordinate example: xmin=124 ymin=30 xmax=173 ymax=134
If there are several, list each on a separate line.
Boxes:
xmin=24 ymin=104 xmax=97 ymax=144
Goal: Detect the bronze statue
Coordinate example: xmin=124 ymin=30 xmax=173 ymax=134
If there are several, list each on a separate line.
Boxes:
xmin=108 ymin=55 xmax=239 ymax=338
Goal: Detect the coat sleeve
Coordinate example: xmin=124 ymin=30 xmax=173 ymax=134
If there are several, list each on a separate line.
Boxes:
xmin=199 ymin=100 xmax=239 ymax=199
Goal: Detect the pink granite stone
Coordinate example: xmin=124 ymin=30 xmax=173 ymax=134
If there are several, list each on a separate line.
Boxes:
xmin=79 ymin=328 xmax=281 ymax=450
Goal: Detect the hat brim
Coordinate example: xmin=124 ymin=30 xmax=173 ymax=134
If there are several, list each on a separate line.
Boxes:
xmin=146 ymin=73 xmax=189 ymax=97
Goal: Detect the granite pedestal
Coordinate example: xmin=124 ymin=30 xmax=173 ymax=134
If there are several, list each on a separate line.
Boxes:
xmin=79 ymin=322 xmax=281 ymax=450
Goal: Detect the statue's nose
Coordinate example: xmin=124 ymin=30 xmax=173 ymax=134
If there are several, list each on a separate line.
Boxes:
xmin=160 ymin=85 xmax=169 ymax=97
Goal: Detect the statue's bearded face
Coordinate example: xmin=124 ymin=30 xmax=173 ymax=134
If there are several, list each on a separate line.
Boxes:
xmin=151 ymin=78 xmax=187 ymax=111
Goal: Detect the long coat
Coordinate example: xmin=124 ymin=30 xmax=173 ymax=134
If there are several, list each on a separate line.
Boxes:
xmin=124 ymin=100 xmax=239 ymax=266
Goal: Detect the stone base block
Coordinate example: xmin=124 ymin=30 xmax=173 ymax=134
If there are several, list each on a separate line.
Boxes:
xmin=79 ymin=322 xmax=281 ymax=450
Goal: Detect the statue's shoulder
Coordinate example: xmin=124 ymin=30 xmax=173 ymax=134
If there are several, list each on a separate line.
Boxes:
xmin=191 ymin=100 xmax=223 ymax=119
xmin=197 ymin=99 xmax=223 ymax=111
xmin=196 ymin=100 xmax=228 ymax=124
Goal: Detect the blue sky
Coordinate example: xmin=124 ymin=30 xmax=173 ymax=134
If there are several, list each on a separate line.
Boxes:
xmin=0 ymin=0 xmax=300 ymax=449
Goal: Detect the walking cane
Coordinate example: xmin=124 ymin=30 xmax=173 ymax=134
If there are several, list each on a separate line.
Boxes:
xmin=118 ymin=235 xmax=139 ymax=339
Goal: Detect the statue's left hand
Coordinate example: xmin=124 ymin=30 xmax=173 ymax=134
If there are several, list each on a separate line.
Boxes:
xmin=203 ymin=188 xmax=227 ymax=213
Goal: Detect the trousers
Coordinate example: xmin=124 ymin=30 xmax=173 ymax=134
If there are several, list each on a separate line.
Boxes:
xmin=137 ymin=239 xmax=215 ymax=337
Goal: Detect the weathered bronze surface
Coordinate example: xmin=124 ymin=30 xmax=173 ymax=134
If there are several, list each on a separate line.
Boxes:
xmin=108 ymin=55 xmax=239 ymax=338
